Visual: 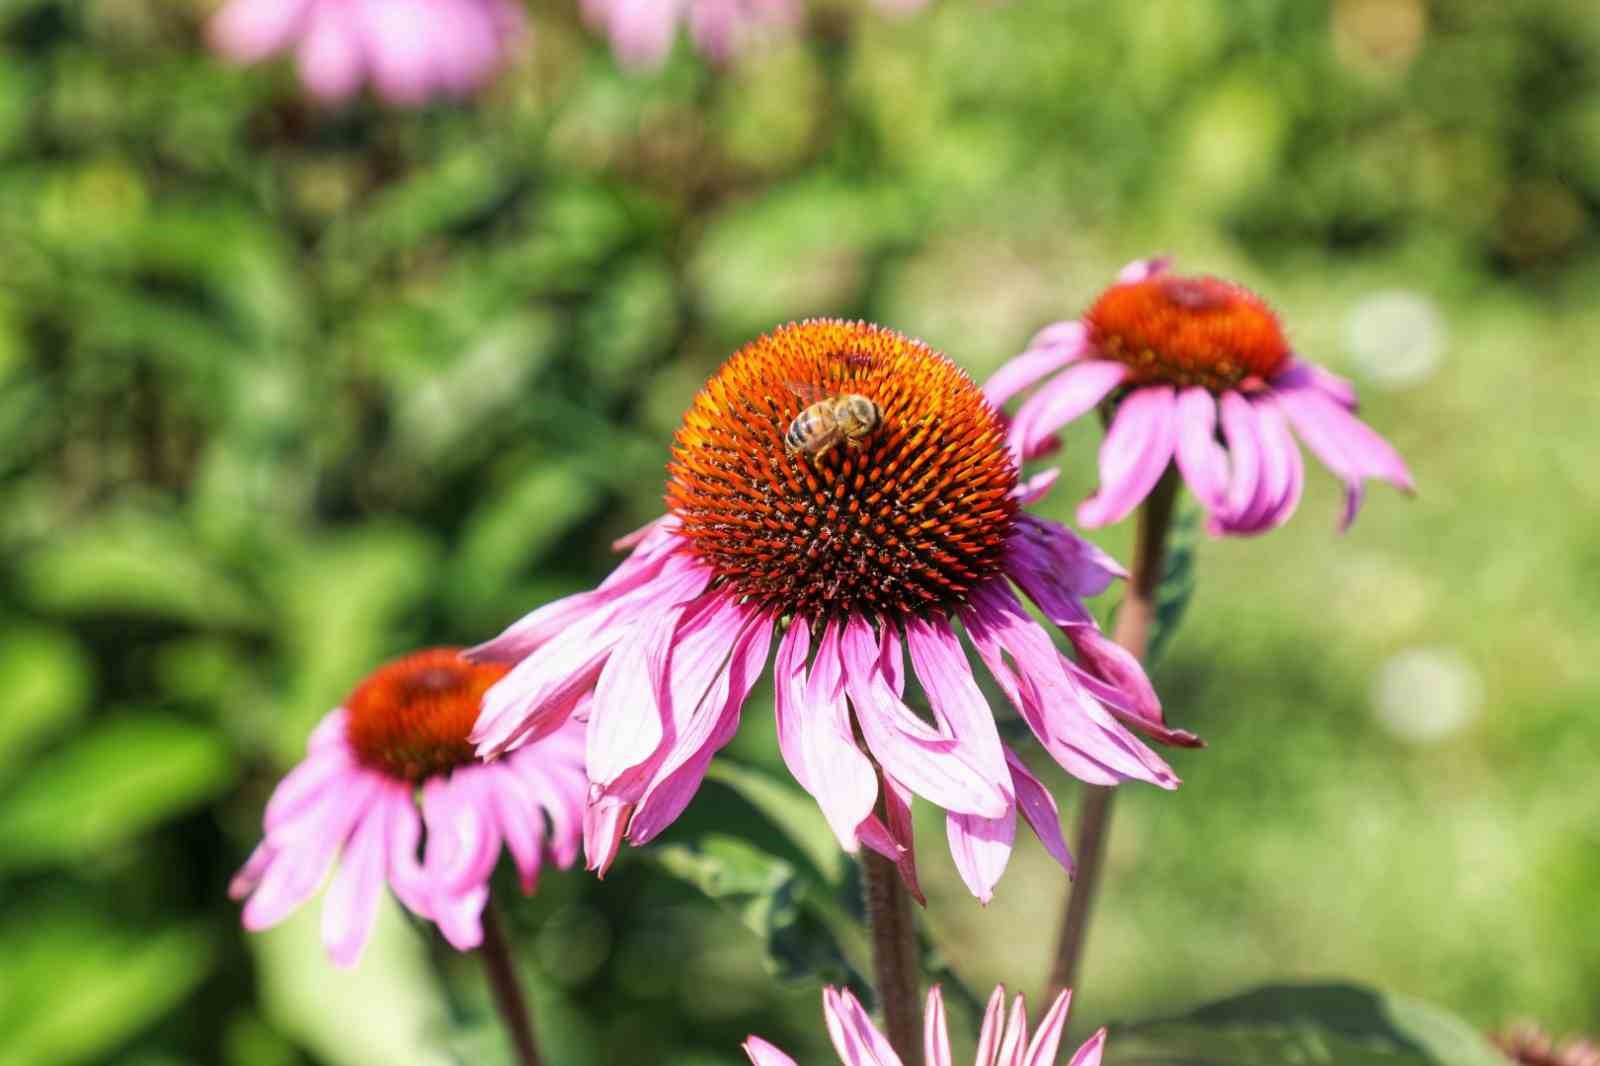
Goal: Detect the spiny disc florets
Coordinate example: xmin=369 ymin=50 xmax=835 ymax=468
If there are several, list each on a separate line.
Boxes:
xmin=1087 ymin=274 xmax=1291 ymax=391
xmin=344 ymin=648 xmax=509 ymax=781
xmin=666 ymin=320 xmax=1017 ymax=621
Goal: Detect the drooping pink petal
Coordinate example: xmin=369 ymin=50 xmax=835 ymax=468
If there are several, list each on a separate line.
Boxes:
xmin=295 ymin=1 xmax=365 ymax=102
xmin=1273 ymin=359 xmax=1356 ymax=409
xmin=320 ymin=798 xmax=391 ymax=967
xmin=876 ymin=771 xmax=924 ymax=905
xmin=774 ymin=620 xmax=880 ymax=852
xmin=262 ymin=744 xmax=356 ymax=835
xmin=742 ymin=1036 xmax=800 ymax=1066
xmin=243 ymin=771 xmax=383 ymax=930
xmin=583 ymin=789 xmax=631 ymax=875
xmin=430 ymin=881 xmax=490 ymax=951
xmin=903 ymin=616 xmax=1009 ymax=796
xmin=962 ymin=582 xmax=1178 ymax=789
xmin=1276 ymin=381 xmax=1413 ymax=530
xmin=840 ymin=618 xmax=1009 ymax=819
xmin=1065 ymin=627 xmax=1202 ymax=748
xmin=603 ymin=0 xmax=682 ymax=70
xmin=1009 ymin=360 xmax=1128 ymax=464
xmin=924 ymin=986 xmax=953 ymax=1066
xmin=421 ymin=772 xmax=502 ymax=895
xmin=946 ymin=802 xmax=1016 ymax=904
xmin=1013 ymin=468 xmax=1060 ymax=507
xmin=1022 ymin=990 xmax=1073 ymax=1066
xmin=1215 ymin=389 xmax=1263 ymax=530
xmin=482 ymin=762 xmax=545 ymax=892
xmin=1005 ymin=747 xmax=1075 ymax=877
xmin=229 ymin=841 xmax=274 ymax=901
xmin=584 ymin=599 xmax=685 ymax=788
xmin=996 ymin=993 xmax=1031 ymax=1066
xmin=1077 ymin=385 xmax=1178 ymax=528
xmin=1173 ymin=386 xmax=1230 ymax=512
xmin=984 ymin=322 xmax=1091 ymax=408
xmin=382 ymin=783 xmax=430 ymax=917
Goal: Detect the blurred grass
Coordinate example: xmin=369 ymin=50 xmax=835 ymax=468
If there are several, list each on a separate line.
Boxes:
xmin=0 ymin=0 xmax=1596 ymax=1062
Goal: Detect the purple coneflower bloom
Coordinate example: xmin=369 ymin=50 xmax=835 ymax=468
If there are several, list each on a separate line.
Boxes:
xmin=986 ymin=257 xmax=1413 ymax=535
xmin=231 ymin=648 xmax=585 ymax=967
xmin=581 ymin=0 xmax=800 ymax=70
xmin=743 ymin=984 xmax=1107 ymax=1066
xmin=470 ymin=320 xmax=1196 ymax=902
xmin=208 ymin=0 xmax=526 ymax=105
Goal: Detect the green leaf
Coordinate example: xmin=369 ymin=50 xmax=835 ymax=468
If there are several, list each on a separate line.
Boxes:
xmin=0 ymin=625 xmax=92 ymax=780
xmin=18 ymin=508 xmax=260 ymax=628
xmin=652 ymin=835 xmax=868 ymax=995
xmin=0 ymin=914 xmax=213 ymax=1066
xmin=705 ymin=760 xmax=844 ymax=886
xmin=1106 ymin=983 xmax=1508 ymax=1066
xmin=0 ymin=715 xmax=234 ymax=871
xmin=1146 ymin=499 xmax=1198 ymax=667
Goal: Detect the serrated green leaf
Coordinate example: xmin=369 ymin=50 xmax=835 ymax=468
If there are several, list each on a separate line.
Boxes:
xmin=0 ymin=916 xmax=213 ymax=1066
xmin=0 ymin=715 xmax=234 ymax=871
xmin=1107 ymin=983 xmax=1508 ymax=1066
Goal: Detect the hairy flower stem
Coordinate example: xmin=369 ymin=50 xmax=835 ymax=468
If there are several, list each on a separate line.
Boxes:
xmin=1048 ymin=466 xmax=1180 ymax=997
xmin=479 ymin=899 xmax=543 ymax=1066
xmin=863 ymin=848 xmax=924 ymax=1066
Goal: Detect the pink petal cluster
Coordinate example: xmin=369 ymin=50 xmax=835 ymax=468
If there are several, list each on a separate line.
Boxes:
xmin=987 ymin=257 xmax=1413 ymax=535
xmin=744 ymin=984 xmax=1106 ymax=1066
xmin=208 ymin=0 xmax=527 ymax=104
xmin=581 ymin=0 xmax=801 ymax=70
xmin=471 ymin=498 xmax=1193 ymax=902
xmin=231 ymin=708 xmax=585 ymax=966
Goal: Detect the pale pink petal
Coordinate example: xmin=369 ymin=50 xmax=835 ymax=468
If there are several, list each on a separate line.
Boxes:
xmin=229 ymin=841 xmax=274 ymax=900
xmin=243 ymin=771 xmax=383 ymax=930
xmin=877 ymin=771 xmax=924 ymax=905
xmin=1077 ymin=385 xmax=1178 ymax=528
xmin=824 ymin=987 xmax=904 ymax=1066
xmin=1068 ymin=1029 xmax=1108 ymax=1066
xmin=583 ymin=790 xmax=630 ymax=875
xmin=1215 ymin=390 xmax=1263 ymax=530
xmin=585 ymin=601 xmax=683 ymax=788
xmin=903 ymin=616 xmax=1010 ymax=800
xmin=1009 ymin=360 xmax=1127 ymax=464
xmin=841 ymin=618 xmax=1008 ymax=819
xmin=296 ymin=2 xmax=365 ymax=102
xmin=421 ymin=773 xmax=502 ymax=895
xmin=263 ymin=743 xmax=356 ymax=834
xmin=997 ymin=994 xmax=1030 ymax=1066
xmin=1022 ymin=990 xmax=1073 ymax=1066
xmin=976 ymin=986 xmax=1008 ymax=1066
xmin=1006 ymin=747 xmax=1074 ymax=877
xmin=1116 ymin=256 xmax=1172 ymax=283
xmin=924 ymin=987 xmax=953 ymax=1066
xmin=984 ymin=322 xmax=1091 ymax=408
xmin=431 ymin=882 xmax=490 ymax=950
xmin=483 ymin=763 xmax=545 ymax=893
xmin=774 ymin=621 xmax=878 ymax=852
xmin=208 ymin=0 xmax=313 ymax=62
xmin=946 ymin=802 xmax=1016 ymax=904
xmin=321 ymin=799 xmax=390 ymax=968
xmin=1065 ymin=627 xmax=1201 ymax=748
xmin=1276 ymin=381 xmax=1413 ymax=530
xmin=606 ymin=0 xmax=681 ymax=70
xmin=382 ymin=783 xmax=430 ymax=917
xmin=1013 ymin=468 xmax=1060 ymax=507
xmin=358 ymin=0 xmax=437 ymax=105
xmin=1173 ymin=386 xmax=1229 ymax=511
xmin=742 ymin=1037 xmax=800 ymax=1066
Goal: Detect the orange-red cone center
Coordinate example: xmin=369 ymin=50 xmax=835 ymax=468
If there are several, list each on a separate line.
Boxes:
xmin=666 ymin=320 xmax=1017 ymax=621
xmin=1086 ymin=275 xmax=1291 ymax=390
xmin=344 ymin=648 xmax=510 ymax=781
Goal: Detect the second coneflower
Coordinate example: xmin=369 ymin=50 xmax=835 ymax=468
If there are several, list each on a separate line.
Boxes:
xmin=471 ymin=320 xmax=1197 ymax=902
xmin=986 ymin=257 xmax=1413 ymax=535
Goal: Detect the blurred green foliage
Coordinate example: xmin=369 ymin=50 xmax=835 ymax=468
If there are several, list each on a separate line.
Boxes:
xmin=1 ymin=0 xmax=1597 ymax=1063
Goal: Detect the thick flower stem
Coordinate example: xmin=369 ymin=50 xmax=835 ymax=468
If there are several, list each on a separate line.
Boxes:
xmin=862 ymin=849 xmax=924 ymax=1066
xmin=478 ymin=899 xmax=543 ymax=1066
xmin=1047 ymin=467 xmax=1180 ymax=997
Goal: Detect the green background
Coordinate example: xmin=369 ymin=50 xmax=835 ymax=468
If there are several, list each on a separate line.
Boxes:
xmin=1 ymin=0 xmax=1596 ymax=1062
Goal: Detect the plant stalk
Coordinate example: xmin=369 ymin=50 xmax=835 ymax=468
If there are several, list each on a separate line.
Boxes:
xmin=1047 ymin=467 xmax=1180 ymax=997
xmin=862 ymin=848 xmax=924 ymax=1066
xmin=479 ymin=898 xmax=544 ymax=1066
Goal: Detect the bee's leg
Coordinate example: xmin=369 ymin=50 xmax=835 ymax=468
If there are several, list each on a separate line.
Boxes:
xmin=813 ymin=441 xmax=836 ymax=461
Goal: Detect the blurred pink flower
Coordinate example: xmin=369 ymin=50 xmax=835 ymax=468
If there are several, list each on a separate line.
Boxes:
xmin=470 ymin=321 xmax=1196 ymax=902
xmin=230 ymin=648 xmax=585 ymax=967
xmin=581 ymin=0 xmax=800 ymax=70
xmin=208 ymin=0 xmax=527 ymax=105
xmin=987 ymin=257 xmax=1413 ymax=535
xmin=744 ymin=984 xmax=1107 ymax=1066
xmin=1494 ymin=1022 xmax=1600 ymax=1066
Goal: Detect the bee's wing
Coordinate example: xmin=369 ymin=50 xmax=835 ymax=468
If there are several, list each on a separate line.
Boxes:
xmin=785 ymin=381 xmax=829 ymax=405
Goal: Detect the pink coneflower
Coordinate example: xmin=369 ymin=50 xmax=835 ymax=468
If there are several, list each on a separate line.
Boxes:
xmin=986 ymin=257 xmax=1413 ymax=535
xmin=208 ymin=0 xmax=527 ymax=105
xmin=743 ymin=984 xmax=1106 ymax=1066
xmin=471 ymin=320 xmax=1196 ymax=902
xmin=230 ymin=648 xmax=585 ymax=967
xmin=581 ymin=0 xmax=800 ymax=70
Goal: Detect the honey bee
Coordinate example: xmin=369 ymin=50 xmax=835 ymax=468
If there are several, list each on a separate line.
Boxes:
xmin=783 ymin=384 xmax=881 ymax=459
